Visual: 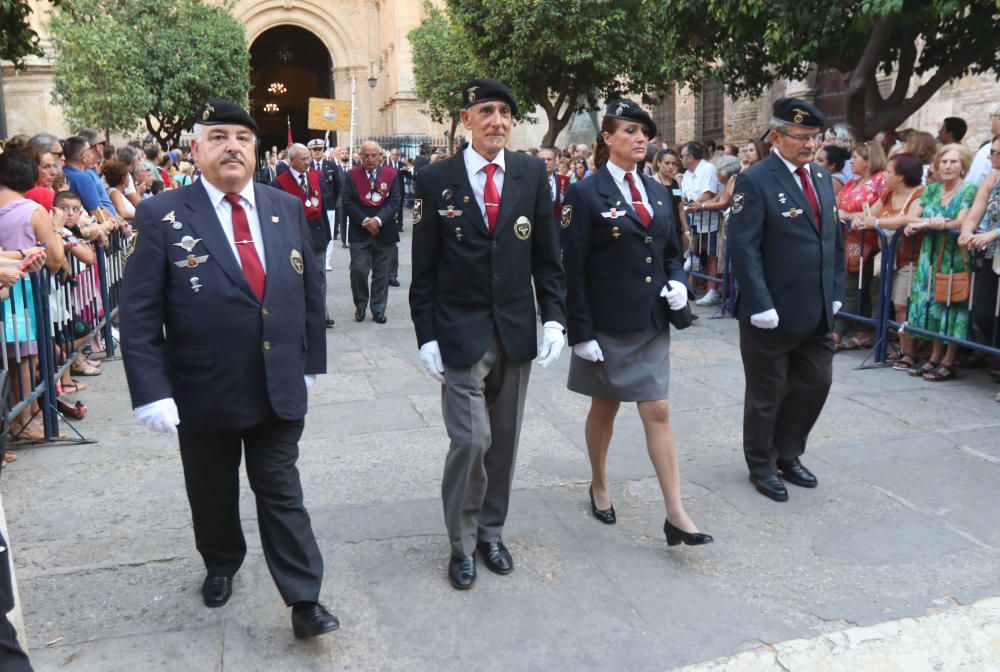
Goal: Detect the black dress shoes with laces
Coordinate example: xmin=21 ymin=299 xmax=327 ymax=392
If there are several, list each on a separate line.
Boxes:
xmin=476 ymin=541 xmax=514 ymax=575
xmin=291 ymin=602 xmax=340 ymax=638
xmin=325 ymin=318 xmax=336 ymax=328
xmin=388 ymin=278 xmax=401 ymax=287
xmin=589 ymin=485 xmax=616 ymax=525
xmin=663 ymin=519 xmax=714 ymax=546
xmin=448 ymin=554 xmax=477 ymax=589
xmin=749 ymin=473 xmax=789 ymax=502
xmin=202 ymin=575 xmax=232 ymax=608
xmin=373 ymin=313 xmax=387 ymax=324
xmin=354 ymin=309 xmax=365 ymax=322
xmin=777 ymin=459 xmax=818 ymax=488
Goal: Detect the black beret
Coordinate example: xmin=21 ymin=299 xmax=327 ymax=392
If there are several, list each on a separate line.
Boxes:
xmin=603 ymin=99 xmax=657 ymax=139
xmin=198 ymin=98 xmax=258 ymax=135
xmin=771 ymin=97 xmax=825 ymax=129
xmin=462 ymin=78 xmax=518 ymax=116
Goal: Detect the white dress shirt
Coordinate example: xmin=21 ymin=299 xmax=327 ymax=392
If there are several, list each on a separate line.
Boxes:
xmin=605 ymin=160 xmax=651 ymax=213
xmin=549 ymin=172 xmax=558 ymax=202
xmin=774 ymin=149 xmax=818 ymax=196
xmin=681 ymin=159 xmax=720 ymax=202
xmin=199 ymin=178 xmax=267 ymax=271
xmin=289 ymin=167 xmax=308 ymax=191
xmin=967 ymin=142 xmax=992 ymax=187
xmin=464 ymin=145 xmax=506 ymax=220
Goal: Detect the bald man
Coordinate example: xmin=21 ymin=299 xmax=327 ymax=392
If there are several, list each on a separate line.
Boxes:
xmin=343 ymin=141 xmax=401 ymax=323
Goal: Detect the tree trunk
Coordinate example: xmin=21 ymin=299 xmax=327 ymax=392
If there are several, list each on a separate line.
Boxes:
xmin=540 ymin=103 xmax=573 ymax=147
xmin=448 ymin=116 xmax=458 ymax=154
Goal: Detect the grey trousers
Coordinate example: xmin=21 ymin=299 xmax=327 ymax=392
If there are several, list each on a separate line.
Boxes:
xmin=314 ymin=250 xmax=329 ymax=320
xmin=389 ymin=242 xmax=399 ymax=281
xmin=349 ymin=239 xmax=391 ymax=314
xmin=441 ymin=332 xmax=531 ymax=558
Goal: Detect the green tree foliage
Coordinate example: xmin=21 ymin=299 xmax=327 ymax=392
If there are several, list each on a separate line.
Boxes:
xmin=445 ymin=0 xmax=672 ymax=146
xmin=49 ymin=0 xmax=250 ymax=148
xmin=659 ymin=0 xmax=1000 ymax=139
xmin=1 ymin=0 xmax=66 ymax=68
xmin=408 ymin=2 xmax=478 ymax=152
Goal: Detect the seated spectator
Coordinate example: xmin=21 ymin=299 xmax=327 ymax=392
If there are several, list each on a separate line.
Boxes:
xmin=852 ymin=153 xmax=925 ymax=370
xmin=836 ymin=140 xmax=887 ymax=350
xmin=901 ymin=144 xmax=977 ymax=381
xmin=957 ymin=135 xmax=1000 ymax=399
xmin=816 ymin=144 xmax=851 ymax=195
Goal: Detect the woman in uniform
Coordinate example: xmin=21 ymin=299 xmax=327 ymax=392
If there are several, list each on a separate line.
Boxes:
xmin=562 ymin=100 xmax=712 ymax=547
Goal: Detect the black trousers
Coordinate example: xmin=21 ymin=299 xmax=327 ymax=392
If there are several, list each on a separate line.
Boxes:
xmin=972 ymin=265 xmax=1000 ymax=347
xmin=739 ymin=321 xmax=835 ymax=477
xmin=178 ymin=416 xmax=323 ymax=605
xmin=0 ymin=532 xmax=31 ymax=672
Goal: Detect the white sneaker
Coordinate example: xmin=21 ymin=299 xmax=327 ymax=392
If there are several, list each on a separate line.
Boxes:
xmin=695 ymin=289 xmax=721 ymax=306
xmin=325 ymin=266 xmax=334 ymax=271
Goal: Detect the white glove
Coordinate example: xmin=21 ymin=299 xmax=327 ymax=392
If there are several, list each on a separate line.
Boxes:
xmin=832 ymin=301 xmax=842 ymax=315
xmin=660 ymin=280 xmax=688 ymax=311
xmin=572 ymin=339 xmax=605 ymax=362
xmin=750 ymin=308 xmax=779 ymax=329
xmin=304 ymin=375 xmax=316 ymax=389
xmin=683 ymin=253 xmax=692 ymax=272
xmin=536 ymin=321 xmax=565 ymax=368
xmin=419 ymin=340 xmax=445 ymax=383
xmin=135 ymin=397 xmax=180 ymax=434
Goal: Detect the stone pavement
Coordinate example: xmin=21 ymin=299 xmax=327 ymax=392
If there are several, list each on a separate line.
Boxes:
xmin=4 ymin=238 xmax=1000 ymax=671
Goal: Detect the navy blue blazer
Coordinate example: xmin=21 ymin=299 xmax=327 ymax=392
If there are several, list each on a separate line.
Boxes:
xmin=728 ymin=152 xmax=845 ymax=335
xmin=562 ymin=165 xmax=690 ymax=345
xmin=120 ymin=179 xmax=327 ymax=432
xmin=409 ymin=148 xmax=566 ymax=366
xmin=343 ymin=166 xmax=402 ymax=245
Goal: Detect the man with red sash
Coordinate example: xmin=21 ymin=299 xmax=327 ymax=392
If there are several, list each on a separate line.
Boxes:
xmin=276 ymin=143 xmax=335 ymax=327
xmin=343 ymin=140 xmax=401 ymax=323
xmin=539 ymin=147 xmax=571 ymax=244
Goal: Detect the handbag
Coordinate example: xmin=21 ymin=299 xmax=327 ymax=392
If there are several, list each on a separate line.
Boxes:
xmin=932 ymin=238 xmax=970 ymax=304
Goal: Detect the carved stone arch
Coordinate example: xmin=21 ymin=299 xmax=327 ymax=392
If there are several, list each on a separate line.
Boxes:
xmin=235 ymin=0 xmax=352 ymax=68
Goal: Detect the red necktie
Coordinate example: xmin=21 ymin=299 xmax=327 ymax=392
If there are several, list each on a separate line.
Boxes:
xmin=483 ymin=163 xmax=500 ymax=234
xmin=794 ymin=166 xmax=821 ymax=229
xmin=624 ymin=172 xmax=652 ymax=228
xmin=224 ymin=193 xmax=266 ymax=300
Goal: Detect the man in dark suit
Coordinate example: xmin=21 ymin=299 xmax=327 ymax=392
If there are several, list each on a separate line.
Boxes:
xmin=343 ymin=140 xmax=401 ymax=323
xmin=409 ymin=78 xmax=566 ymax=590
xmin=119 ymin=98 xmax=339 ymax=638
xmin=538 ymin=146 xmax=570 ymax=238
xmin=308 ymin=139 xmax=342 ymax=260
xmin=728 ymin=97 xmax=845 ymax=502
xmin=276 ymin=142 xmax=335 ymax=327
xmin=333 ymin=147 xmax=351 ymax=247
xmin=386 ymin=147 xmax=407 ymax=287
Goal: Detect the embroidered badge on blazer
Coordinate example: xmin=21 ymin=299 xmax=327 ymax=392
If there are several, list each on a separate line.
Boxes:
xmin=732 ymin=193 xmax=745 ymax=214
xmin=561 ymin=205 xmax=573 ymax=229
xmin=413 ymin=198 xmax=423 ymax=225
xmin=514 ymin=216 xmax=532 ymax=240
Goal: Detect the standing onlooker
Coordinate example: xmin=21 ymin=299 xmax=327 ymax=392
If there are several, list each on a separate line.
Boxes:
xmin=680 ymin=142 xmax=722 ymax=305
xmin=834 ymin=140 xmax=887 ymax=350
xmin=651 ymin=149 xmax=689 ymax=249
xmin=904 ymin=131 xmax=939 ymax=184
xmin=937 ymin=117 xmax=967 ymax=145
xmin=967 ymin=105 xmax=1000 ymax=187
xmin=815 ymin=145 xmax=851 ymax=196
xmin=902 ymin=144 xmax=977 ymax=381
xmin=739 ymin=139 xmax=768 ymax=172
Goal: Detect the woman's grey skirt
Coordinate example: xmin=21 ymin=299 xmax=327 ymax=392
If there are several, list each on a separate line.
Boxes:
xmin=567 ymin=327 xmax=670 ymax=402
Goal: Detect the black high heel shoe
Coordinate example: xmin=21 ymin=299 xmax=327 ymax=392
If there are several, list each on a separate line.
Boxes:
xmin=589 ymin=486 xmax=616 ymax=525
xmin=663 ymin=518 xmax=713 ymax=546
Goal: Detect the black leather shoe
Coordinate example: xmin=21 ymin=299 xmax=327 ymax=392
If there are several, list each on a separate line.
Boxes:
xmin=663 ymin=518 xmax=714 ymax=546
xmin=476 ymin=541 xmax=513 ymax=575
xmin=372 ymin=313 xmax=387 ymax=324
xmin=589 ymin=485 xmax=616 ymax=525
xmin=749 ymin=473 xmax=789 ymax=502
xmin=291 ymin=602 xmax=340 ymax=638
xmin=777 ymin=459 xmax=818 ymax=488
xmin=354 ymin=309 xmax=365 ymax=322
xmin=325 ymin=318 xmax=336 ymax=328
xmin=448 ymin=554 xmax=476 ymax=589
xmin=388 ymin=278 xmax=401 ymax=287
xmin=202 ymin=575 xmax=232 ymax=608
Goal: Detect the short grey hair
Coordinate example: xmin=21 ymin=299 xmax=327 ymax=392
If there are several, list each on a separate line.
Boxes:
xmin=28 ymin=133 xmax=59 ymax=153
xmin=287 ymin=143 xmax=309 ymax=160
xmin=77 ymin=128 xmax=102 ymax=144
xmin=116 ymin=145 xmax=138 ymax=165
xmin=716 ymin=154 xmax=742 ymax=179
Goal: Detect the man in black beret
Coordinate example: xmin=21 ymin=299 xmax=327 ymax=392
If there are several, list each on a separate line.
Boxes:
xmin=120 ymin=97 xmax=339 ymax=638
xmin=410 ymin=78 xmax=566 ymax=590
xmin=728 ymin=96 xmax=844 ymax=502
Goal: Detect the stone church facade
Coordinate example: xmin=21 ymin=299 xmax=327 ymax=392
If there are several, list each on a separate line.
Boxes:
xmin=1 ymin=0 xmax=996 ymax=151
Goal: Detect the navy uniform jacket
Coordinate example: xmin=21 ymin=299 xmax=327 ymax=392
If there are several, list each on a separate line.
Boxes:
xmin=409 ymin=148 xmax=566 ymax=367
xmin=562 ymin=165 xmax=689 ymax=345
xmin=343 ymin=166 xmax=402 ymax=245
xmin=120 ymin=180 xmax=327 ymax=432
xmin=315 ymin=158 xmax=341 ymax=240
xmin=728 ymin=152 xmax=845 ymax=335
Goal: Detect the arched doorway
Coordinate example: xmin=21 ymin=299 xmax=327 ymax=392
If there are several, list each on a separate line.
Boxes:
xmin=249 ymin=25 xmax=333 ymax=151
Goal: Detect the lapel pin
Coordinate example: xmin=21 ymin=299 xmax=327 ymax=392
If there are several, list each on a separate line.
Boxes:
xmin=463 ymin=195 xmax=470 ymax=204
xmin=442 ymin=189 xmax=452 ymax=201
xmin=190 ymin=277 xmax=202 ymax=293
xmin=612 ymin=226 xmax=621 ymax=239
xmin=173 ymin=236 xmax=201 ymax=253
xmin=272 ymin=216 xmax=280 ymax=223
xmin=657 ymin=200 xmax=663 ymax=206
xmin=175 ymin=254 xmax=210 ymax=268
xmin=454 ymin=227 xmax=464 ymax=242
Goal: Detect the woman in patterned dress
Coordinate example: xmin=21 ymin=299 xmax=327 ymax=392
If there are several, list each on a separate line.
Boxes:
xmin=902 ymin=144 xmax=977 ymax=381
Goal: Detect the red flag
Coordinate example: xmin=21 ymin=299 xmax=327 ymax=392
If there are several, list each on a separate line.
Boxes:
xmin=286 ymin=116 xmax=292 ymax=148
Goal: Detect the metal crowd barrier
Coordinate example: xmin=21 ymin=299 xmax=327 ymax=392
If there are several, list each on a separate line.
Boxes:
xmin=834 ymin=224 xmax=1000 ymax=365
xmin=689 ymin=213 xmax=735 ymax=318
xmin=0 ymin=230 xmax=127 ymax=443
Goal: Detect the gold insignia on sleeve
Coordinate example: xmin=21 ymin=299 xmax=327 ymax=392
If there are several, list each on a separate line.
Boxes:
xmin=514 ymin=216 xmax=531 ymax=240
xmin=731 ymin=193 xmax=745 ymax=214
xmin=413 ymin=198 xmax=423 ymax=225
xmin=561 ymin=205 xmax=573 ymax=229
xmin=290 ymin=249 xmax=304 ymax=274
